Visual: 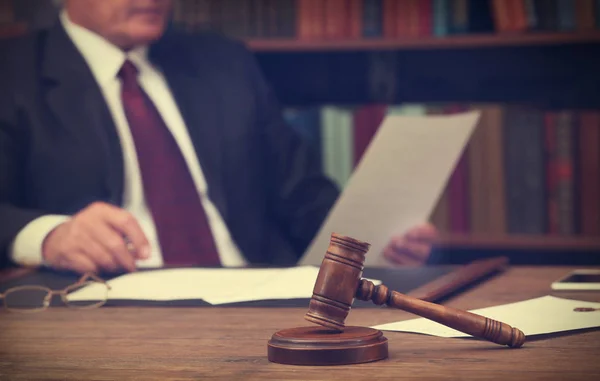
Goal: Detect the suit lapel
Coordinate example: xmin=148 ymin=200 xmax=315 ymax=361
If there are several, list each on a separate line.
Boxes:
xmin=149 ymin=37 xmax=229 ymax=221
xmin=41 ymin=23 xmax=124 ymax=205
xmin=39 ymin=25 xmax=228 ymax=218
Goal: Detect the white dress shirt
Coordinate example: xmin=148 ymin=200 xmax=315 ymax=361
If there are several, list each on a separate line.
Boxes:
xmin=10 ymin=10 xmax=247 ymax=268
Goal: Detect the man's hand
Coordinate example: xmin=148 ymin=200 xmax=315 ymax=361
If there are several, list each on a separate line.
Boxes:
xmin=42 ymin=202 xmax=150 ymax=274
xmin=383 ymin=223 xmax=438 ymax=266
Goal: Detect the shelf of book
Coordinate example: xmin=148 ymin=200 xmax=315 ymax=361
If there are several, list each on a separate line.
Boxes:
xmin=245 ymin=31 xmax=600 ymax=52
xmin=436 ymin=233 xmax=600 ymax=251
xmin=2 ymin=25 xmax=598 ymax=52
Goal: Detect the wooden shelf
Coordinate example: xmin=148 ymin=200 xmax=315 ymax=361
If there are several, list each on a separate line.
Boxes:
xmin=1 ymin=25 xmax=598 ymax=50
xmin=436 ymin=233 xmax=600 ymax=251
xmin=0 ymin=23 xmax=27 ymax=39
xmin=246 ymin=31 xmax=600 ymax=52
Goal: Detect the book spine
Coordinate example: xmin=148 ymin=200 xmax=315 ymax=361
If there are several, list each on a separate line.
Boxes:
xmin=297 ymin=0 xmax=313 ymax=40
xmin=446 ymin=105 xmax=470 ymax=233
xmin=407 ymin=0 xmax=421 ymax=38
xmin=574 ymin=0 xmax=595 ymax=30
xmin=523 ymin=0 xmax=538 ymax=29
xmin=491 ymin=0 xmax=511 ymax=32
xmin=556 ymin=0 xmax=576 ymax=30
xmin=504 ymin=107 xmax=546 ymax=234
xmin=417 ymin=0 xmax=433 ymax=37
xmin=468 ymin=105 xmax=506 ymax=234
xmin=511 ymin=0 xmax=530 ymax=31
xmin=578 ymin=111 xmax=600 ymax=235
xmin=362 ymin=0 xmax=383 ymax=37
xmin=554 ymin=111 xmax=576 ymax=235
xmin=433 ymin=0 xmax=449 ymax=36
xmin=382 ymin=0 xmax=397 ymax=38
xmin=449 ymin=0 xmax=469 ymax=34
xmin=347 ymin=0 xmax=363 ymax=39
xmin=353 ymin=105 xmax=386 ymax=167
xmin=545 ymin=112 xmax=559 ymax=234
xmin=395 ymin=0 xmax=411 ymax=38
xmin=534 ymin=0 xmax=558 ymax=31
xmin=324 ymin=0 xmax=346 ymax=39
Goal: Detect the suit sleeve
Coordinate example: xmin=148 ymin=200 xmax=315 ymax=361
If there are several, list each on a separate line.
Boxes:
xmin=241 ymin=46 xmax=340 ymax=259
xmin=0 ymin=42 xmax=52 ymax=268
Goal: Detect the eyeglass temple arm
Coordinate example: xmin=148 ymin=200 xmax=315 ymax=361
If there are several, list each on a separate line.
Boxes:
xmin=84 ymin=273 xmax=111 ymax=290
xmin=60 ymin=273 xmax=111 ymax=295
xmin=78 ymin=273 xmax=107 ymax=284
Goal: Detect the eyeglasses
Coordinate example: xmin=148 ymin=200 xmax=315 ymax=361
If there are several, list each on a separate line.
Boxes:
xmin=0 ymin=273 xmax=110 ymax=313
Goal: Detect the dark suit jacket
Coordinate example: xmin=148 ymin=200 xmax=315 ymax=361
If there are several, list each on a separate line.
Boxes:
xmin=0 ymin=21 xmax=339 ymax=268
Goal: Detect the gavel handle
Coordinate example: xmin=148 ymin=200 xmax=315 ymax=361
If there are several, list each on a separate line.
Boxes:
xmin=356 ymin=279 xmax=525 ymax=348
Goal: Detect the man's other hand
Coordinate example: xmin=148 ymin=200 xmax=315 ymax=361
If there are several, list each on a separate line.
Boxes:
xmin=41 ymin=202 xmax=150 ymax=274
xmin=383 ymin=223 xmax=438 ymax=266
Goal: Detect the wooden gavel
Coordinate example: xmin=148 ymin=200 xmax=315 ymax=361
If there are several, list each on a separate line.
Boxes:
xmin=304 ymin=233 xmax=525 ymax=348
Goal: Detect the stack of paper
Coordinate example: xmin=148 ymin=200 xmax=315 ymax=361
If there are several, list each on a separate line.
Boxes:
xmin=371 ymin=296 xmax=600 ymax=337
xmin=67 ymin=266 xmax=381 ymax=305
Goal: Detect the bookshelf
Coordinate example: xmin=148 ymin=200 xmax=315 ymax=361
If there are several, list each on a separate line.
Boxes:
xmin=437 ymin=233 xmax=600 ymax=251
xmin=3 ymin=25 xmax=600 ymax=50
xmin=245 ymin=31 xmax=600 ymax=51
xmin=1 ymin=0 xmax=599 ymax=259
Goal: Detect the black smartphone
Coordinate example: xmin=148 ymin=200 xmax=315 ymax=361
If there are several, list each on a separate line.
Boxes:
xmin=551 ymin=269 xmax=600 ymax=291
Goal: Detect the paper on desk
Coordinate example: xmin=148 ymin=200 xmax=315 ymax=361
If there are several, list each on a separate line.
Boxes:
xmin=66 ymin=266 xmax=381 ymax=305
xmin=371 ymin=296 xmax=600 ymax=338
xmin=299 ymin=111 xmax=480 ymax=267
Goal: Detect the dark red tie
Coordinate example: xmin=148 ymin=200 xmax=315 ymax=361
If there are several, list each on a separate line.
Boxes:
xmin=118 ymin=60 xmax=221 ymax=267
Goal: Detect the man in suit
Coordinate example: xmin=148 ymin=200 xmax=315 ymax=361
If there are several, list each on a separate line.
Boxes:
xmin=0 ymin=0 xmax=437 ymax=275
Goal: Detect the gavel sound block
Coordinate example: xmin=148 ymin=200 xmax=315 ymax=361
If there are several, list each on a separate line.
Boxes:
xmin=267 ymin=233 xmax=526 ymax=366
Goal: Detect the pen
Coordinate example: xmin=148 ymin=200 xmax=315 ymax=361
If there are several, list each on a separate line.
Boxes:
xmin=574 ymin=307 xmax=599 ymax=312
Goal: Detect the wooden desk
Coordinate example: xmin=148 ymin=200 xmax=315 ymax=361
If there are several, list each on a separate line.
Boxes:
xmin=0 ymin=266 xmax=599 ymax=380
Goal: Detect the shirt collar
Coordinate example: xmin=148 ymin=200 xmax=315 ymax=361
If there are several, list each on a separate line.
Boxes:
xmin=60 ymin=9 xmax=150 ymax=85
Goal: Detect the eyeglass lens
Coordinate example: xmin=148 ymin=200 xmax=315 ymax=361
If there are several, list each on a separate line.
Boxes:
xmin=3 ymin=280 xmax=109 ymax=311
xmin=3 ymin=286 xmax=52 ymax=312
xmin=64 ymin=280 xmax=109 ymax=308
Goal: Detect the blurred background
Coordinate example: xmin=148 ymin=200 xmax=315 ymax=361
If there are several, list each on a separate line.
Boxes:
xmin=1 ymin=0 xmax=599 ymax=265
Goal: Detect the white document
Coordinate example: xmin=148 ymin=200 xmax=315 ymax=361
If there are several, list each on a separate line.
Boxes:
xmin=371 ymin=296 xmax=600 ymax=337
xmin=300 ymin=111 xmax=481 ymax=267
xmin=66 ymin=266 xmax=381 ymax=305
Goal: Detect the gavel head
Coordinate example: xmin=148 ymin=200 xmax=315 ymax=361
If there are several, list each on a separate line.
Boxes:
xmin=304 ymin=233 xmax=370 ymax=331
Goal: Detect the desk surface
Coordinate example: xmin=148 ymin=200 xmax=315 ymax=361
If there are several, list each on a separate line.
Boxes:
xmin=1 ymin=266 xmax=599 ymax=380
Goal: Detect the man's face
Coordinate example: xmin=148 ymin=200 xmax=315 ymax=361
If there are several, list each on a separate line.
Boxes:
xmin=66 ymin=0 xmax=173 ymax=49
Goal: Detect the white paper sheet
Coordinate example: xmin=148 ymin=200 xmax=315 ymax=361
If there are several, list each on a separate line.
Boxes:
xmin=66 ymin=266 xmax=381 ymax=305
xmin=371 ymin=296 xmax=600 ymax=337
xmin=299 ymin=111 xmax=481 ymax=267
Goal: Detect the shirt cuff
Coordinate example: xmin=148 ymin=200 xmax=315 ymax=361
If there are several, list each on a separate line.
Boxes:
xmin=9 ymin=215 xmax=71 ymax=267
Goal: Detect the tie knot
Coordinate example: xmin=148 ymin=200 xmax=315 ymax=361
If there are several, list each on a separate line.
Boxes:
xmin=118 ymin=60 xmax=139 ymax=83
